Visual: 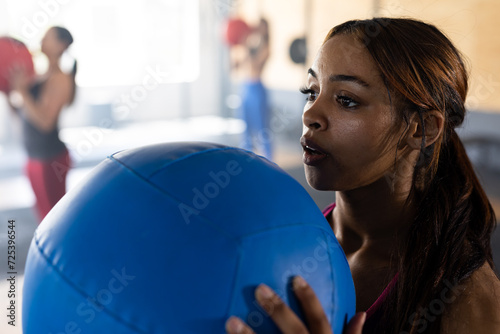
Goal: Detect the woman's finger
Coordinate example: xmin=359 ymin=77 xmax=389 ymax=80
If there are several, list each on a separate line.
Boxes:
xmin=9 ymin=66 xmax=28 ymax=90
xmin=292 ymin=276 xmax=332 ymax=333
xmin=255 ymin=283 xmax=309 ymax=333
xmin=225 ymin=316 xmax=256 ymax=334
xmin=343 ymin=312 xmax=366 ymax=334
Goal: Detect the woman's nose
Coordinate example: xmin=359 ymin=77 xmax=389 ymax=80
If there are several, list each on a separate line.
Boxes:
xmin=302 ymin=103 xmax=327 ymax=131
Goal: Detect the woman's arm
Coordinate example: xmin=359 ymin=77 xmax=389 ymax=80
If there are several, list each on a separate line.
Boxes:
xmin=11 ymin=69 xmax=71 ymax=132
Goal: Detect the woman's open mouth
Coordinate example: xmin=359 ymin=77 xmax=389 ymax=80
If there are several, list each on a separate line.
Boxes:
xmin=301 ymin=137 xmax=328 ymax=166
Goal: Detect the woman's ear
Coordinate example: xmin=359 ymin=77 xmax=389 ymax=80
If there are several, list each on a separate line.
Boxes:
xmin=405 ymin=111 xmax=444 ymax=150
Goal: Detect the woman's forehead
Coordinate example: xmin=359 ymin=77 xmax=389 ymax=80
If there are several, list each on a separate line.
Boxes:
xmin=310 ymin=34 xmax=382 ymax=86
xmin=44 ymin=28 xmax=57 ymax=38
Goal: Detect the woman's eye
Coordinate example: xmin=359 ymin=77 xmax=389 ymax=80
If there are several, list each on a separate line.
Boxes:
xmin=307 ymin=91 xmax=318 ymax=102
xmin=300 ymin=87 xmax=318 ymax=102
xmin=336 ymin=95 xmax=359 ymax=109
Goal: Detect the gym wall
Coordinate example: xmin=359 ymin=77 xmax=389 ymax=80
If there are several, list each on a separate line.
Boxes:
xmin=236 ymin=0 xmax=500 ymax=114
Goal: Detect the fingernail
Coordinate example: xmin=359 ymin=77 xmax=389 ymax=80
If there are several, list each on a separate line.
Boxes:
xmin=226 ymin=316 xmax=244 ymax=333
xmin=256 ymin=284 xmax=274 ymax=299
xmin=359 ymin=312 xmax=367 ymax=324
xmin=293 ymin=276 xmax=308 ymax=289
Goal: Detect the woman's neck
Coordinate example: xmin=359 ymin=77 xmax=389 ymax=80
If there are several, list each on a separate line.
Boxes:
xmin=47 ymin=57 xmax=62 ymax=74
xmin=332 ymin=176 xmax=415 ymax=259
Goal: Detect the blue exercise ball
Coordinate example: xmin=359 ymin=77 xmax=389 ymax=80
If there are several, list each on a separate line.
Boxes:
xmin=22 ymin=142 xmax=355 ymax=333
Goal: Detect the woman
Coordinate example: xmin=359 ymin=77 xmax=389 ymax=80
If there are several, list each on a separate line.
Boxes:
xmin=225 ymin=18 xmax=500 ymax=333
xmin=235 ymin=18 xmax=272 ymax=160
xmin=11 ymin=26 xmax=76 ymax=222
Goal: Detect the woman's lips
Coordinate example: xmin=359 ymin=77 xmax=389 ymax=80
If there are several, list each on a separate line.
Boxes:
xmin=301 ymin=137 xmax=328 ymax=166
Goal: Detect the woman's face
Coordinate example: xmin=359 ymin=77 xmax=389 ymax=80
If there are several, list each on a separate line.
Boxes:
xmin=41 ymin=28 xmax=65 ymax=57
xmin=301 ymin=34 xmax=406 ymax=191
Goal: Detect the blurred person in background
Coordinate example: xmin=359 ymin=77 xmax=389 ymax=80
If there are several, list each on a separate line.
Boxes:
xmin=232 ymin=18 xmax=272 ymax=160
xmin=10 ymin=26 xmax=76 ymax=222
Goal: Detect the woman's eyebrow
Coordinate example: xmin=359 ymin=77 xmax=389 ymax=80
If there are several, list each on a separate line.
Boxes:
xmin=307 ymin=68 xmax=317 ymax=78
xmin=307 ymin=68 xmax=370 ymax=88
xmin=329 ymin=74 xmax=370 ymax=88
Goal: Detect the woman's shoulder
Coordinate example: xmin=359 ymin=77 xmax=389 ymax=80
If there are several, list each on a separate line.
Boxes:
xmin=441 ymin=262 xmax=500 ymax=333
xmin=47 ymin=70 xmax=72 ymax=85
xmin=42 ymin=70 xmax=72 ymax=101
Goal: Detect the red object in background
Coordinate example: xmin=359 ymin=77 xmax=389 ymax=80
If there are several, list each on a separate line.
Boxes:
xmin=0 ymin=37 xmax=35 ymax=94
xmin=223 ymin=18 xmax=251 ymax=46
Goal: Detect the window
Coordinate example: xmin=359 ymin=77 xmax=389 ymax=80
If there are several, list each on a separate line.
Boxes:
xmin=3 ymin=0 xmax=200 ymax=86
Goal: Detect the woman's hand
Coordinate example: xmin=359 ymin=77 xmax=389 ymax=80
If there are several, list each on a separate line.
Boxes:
xmin=9 ymin=65 xmax=31 ymax=93
xmin=225 ymin=276 xmax=365 ymax=334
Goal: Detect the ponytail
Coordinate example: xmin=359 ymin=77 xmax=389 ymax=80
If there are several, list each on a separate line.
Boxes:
xmin=388 ymin=128 xmax=496 ymax=333
xmin=68 ymin=59 xmax=77 ymax=105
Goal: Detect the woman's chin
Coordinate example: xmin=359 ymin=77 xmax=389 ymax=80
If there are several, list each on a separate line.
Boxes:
xmin=304 ymin=171 xmax=336 ymax=191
